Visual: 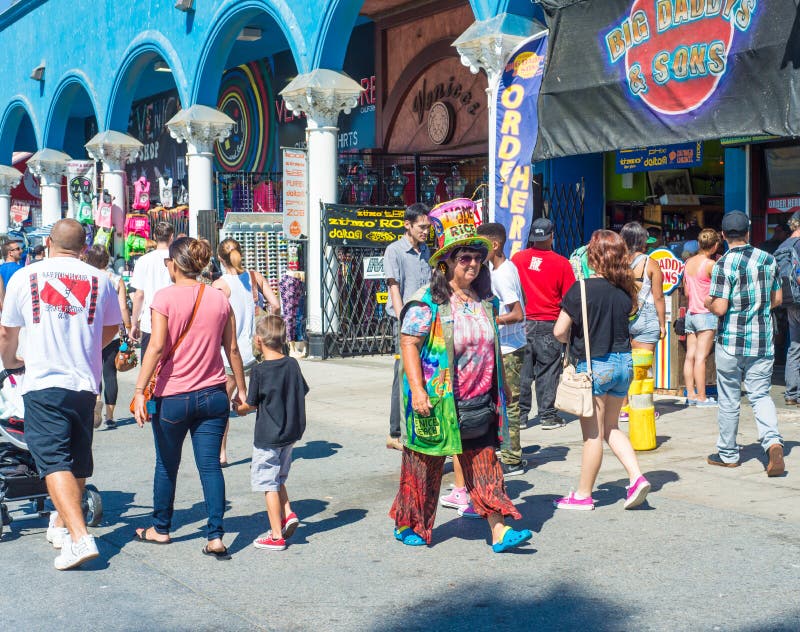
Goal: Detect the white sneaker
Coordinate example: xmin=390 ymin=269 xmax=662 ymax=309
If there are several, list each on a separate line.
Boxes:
xmin=46 ymin=511 xmax=69 ymax=549
xmin=54 ymin=534 xmax=99 ymax=570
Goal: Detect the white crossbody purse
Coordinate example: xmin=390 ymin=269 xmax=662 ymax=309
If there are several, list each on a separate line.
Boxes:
xmin=554 ymin=278 xmax=595 ymax=418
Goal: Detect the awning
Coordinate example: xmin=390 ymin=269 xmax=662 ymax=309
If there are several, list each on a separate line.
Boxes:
xmin=533 ymin=0 xmax=800 ymax=160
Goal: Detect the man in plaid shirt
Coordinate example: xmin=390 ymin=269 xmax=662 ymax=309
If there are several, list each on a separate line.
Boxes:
xmin=705 ymin=211 xmax=785 ymax=476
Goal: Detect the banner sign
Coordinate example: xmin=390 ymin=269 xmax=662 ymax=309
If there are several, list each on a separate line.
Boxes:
xmin=10 ymin=202 xmax=30 ymax=225
xmin=535 ymin=0 xmax=799 ymax=160
xmin=323 ymin=204 xmax=405 ymax=247
xmin=495 ymin=33 xmax=549 ymax=258
xmin=649 ymin=247 xmax=685 ymax=296
xmin=768 ymin=197 xmax=800 ymax=215
xmin=616 ymin=142 xmax=703 ymax=173
xmin=282 ymin=148 xmax=308 ymax=239
xmin=363 ymin=256 xmax=386 ymax=279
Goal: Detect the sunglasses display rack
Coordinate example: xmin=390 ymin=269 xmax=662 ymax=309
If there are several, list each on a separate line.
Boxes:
xmin=220 ymin=212 xmax=289 ymax=296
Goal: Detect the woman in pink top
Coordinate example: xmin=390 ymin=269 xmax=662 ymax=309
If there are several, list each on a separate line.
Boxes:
xmin=682 ymin=228 xmax=721 ymax=407
xmin=132 ymin=238 xmax=247 ymax=559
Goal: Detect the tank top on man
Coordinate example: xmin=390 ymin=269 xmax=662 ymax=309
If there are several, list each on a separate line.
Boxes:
xmin=150 ymin=284 xmax=230 ymax=397
xmin=220 ymin=271 xmax=256 ymax=369
xmin=684 ymin=259 xmax=712 ymax=315
xmin=630 ymin=253 xmax=654 ymax=308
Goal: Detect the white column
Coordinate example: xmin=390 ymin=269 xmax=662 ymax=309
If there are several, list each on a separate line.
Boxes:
xmin=0 ymin=168 xmax=22 ymax=234
xmin=0 ymin=193 xmax=10 ymax=234
xmin=185 ymin=140 xmax=216 ymax=238
xmin=304 ymin=113 xmax=340 ymax=339
xmin=38 ymin=169 xmax=65 ymax=226
xmin=166 ymin=105 xmax=234 ymax=239
xmin=485 ymin=80 xmax=499 ymax=222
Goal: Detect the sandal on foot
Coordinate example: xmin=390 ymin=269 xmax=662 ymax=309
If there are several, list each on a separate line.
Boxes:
xmin=393 ymin=526 xmax=426 ymax=546
xmin=133 ymin=527 xmax=171 ymax=545
xmin=202 ymin=544 xmax=231 ymax=560
xmin=492 ymin=526 xmax=533 ymax=553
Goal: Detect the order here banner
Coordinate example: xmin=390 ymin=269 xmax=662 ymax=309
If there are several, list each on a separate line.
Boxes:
xmin=494 ymin=32 xmax=549 ymax=258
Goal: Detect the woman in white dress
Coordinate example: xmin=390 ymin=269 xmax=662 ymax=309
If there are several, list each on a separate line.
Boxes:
xmin=213 ymin=238 xmax=280 ymax=466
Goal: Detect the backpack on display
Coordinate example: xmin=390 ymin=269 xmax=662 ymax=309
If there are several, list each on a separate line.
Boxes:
xmin=94 ymin=227 xmax=112 ymax=249
xmin=774 ymin=237 xmax=800 ymax=306
xmin=84 ymin=223 xmax=95 ymax=248
xmin=95 ymin=190 xmax=114 ymax=229
xmin=76 ymin=192 xmax=94 ymax=225
xmin=124 ymin=213 xmax=150 ymax=239
xmin=132 ymin=177 xmax=151 ymax=211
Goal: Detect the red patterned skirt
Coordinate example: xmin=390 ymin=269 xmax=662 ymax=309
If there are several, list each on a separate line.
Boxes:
xmin=389 ymin=445 xmax=521 ymax=544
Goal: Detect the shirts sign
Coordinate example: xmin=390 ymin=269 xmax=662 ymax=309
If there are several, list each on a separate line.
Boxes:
xmin=281 ymin=148 xmax=308 ymax=239
xmin=649 ymin=248 xmax=685 ymax=296
xmin=323 ymin=204 xmax=405 ymax=247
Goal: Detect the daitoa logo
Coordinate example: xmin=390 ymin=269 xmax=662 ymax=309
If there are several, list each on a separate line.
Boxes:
xmin=604 ymin=0 xmax=757 ymax=115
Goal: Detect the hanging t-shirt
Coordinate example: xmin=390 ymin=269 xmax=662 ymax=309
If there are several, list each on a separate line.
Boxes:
xmin=247 ymin=356 xmax=309 ymax=449
xmin=490 ymin=259 xmax=526 ymax=354
xmin=512 ymin=247 xmax=575 ymax=321
xmin=0 ymin=257 xmax=123 ymax=394
xmin=150 ymin=284 xmax=229 ymax=398
xmin=159 ymin=177 xmax=174 ymax=208
xmin=561 ymin=277 xmax=633 ymax=360
xmin=401 ymin=294 xmax=495 ymax=401
xmin=130 ymin=248 xmax=172 ymax=334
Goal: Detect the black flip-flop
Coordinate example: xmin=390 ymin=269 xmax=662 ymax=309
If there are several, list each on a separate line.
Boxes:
xmin=202 ymin=545 xmax=231 ymax=560
xmin=133 ymin=527 xmax=171 ymax=545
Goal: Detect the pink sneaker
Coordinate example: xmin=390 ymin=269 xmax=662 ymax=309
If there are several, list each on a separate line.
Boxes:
xmin=554 ymin=491 xmax=595 ymax=511
xmin=624 ymin=475 xmax=651 ymax=509
xmin=439 ymin=486 xmax=470 ymax=510
xmin=457 ymin=503 xmax=482 ymax=519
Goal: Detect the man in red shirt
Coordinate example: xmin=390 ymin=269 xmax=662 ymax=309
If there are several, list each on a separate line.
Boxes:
xmin=512 ymin=218 xmax=575 ymax=429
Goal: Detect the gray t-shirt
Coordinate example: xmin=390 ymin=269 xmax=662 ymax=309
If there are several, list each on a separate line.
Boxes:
xmin=383 ymin=235 xmax=431 ymax=317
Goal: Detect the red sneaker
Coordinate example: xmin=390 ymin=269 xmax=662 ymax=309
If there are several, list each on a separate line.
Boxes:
xmin=281 ymin=512 xmax=300 ymax=539
xmin=253 ymin=533 xmax=286 ymax=551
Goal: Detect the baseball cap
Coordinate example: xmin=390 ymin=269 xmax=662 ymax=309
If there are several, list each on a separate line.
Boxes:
xmin=530 ymin=218 xmax=554 ymax=242
xmin=721 ymin=211 xmax=750 ymax=237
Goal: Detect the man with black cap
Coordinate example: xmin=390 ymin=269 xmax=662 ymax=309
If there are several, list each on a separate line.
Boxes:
xmin=704 ymin=210 xmax=785 ymax=476
xmin=512 ymin=218 xmax=575 ymax=429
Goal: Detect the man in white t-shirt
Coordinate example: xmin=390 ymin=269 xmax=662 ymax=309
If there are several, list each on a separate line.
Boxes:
xmin=477 ymin=223 xmax=527 ymax=477
xmin=130 ymin=221 xmax=173 ymax=354
xmin=0 ymin=219 xmax=122 ymax=570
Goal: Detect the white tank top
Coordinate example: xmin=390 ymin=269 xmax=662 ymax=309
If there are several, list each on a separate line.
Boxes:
xmin=221 ymin=271 xmax=255 ymax=368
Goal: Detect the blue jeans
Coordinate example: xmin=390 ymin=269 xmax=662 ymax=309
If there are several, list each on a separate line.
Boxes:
xmin=785 ymin=307 xmax=800 ymax=400
xmin=151 ymin=384 xmax=230 ymax=540
xmin=715 ymin=347 xmax=783 ymax=463
xmin=577 ymin=352 xmax=633 ymax=398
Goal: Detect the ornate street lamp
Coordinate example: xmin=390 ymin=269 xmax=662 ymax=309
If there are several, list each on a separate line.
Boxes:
xmin=453 ymin=13 xmax=546 ymax=220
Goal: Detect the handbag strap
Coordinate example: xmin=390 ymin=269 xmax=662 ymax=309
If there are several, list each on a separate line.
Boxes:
xmin=579 ymin=278 xmax=592 ymax=375
xmin=153 ymin=284 xmax=205 ymax=379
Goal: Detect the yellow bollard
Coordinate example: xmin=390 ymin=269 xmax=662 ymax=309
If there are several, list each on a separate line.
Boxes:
xmin=628 ymin=349 xmax=657 ymax=451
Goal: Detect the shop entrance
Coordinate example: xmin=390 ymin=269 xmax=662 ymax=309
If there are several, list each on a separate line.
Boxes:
xmin=540 ymin=177 xmax=586 ymax=257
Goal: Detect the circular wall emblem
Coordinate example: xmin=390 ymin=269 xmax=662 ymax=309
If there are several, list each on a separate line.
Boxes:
xmin=427 ymin=101 xmax=455 ymax=145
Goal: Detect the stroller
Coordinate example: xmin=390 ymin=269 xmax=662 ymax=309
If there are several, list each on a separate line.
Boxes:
xmin=0 ymin=367 xmax=102 ymax=540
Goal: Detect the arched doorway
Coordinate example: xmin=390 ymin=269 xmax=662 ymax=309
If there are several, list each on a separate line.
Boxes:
xmin=44 ymin=74 xmax=99 ymax=159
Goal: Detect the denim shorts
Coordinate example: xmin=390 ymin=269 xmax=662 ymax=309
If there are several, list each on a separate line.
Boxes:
xmin=576 ymin=352 xmax=633 ymax=399
xmin=685 ymin=312 xmax=718 ymax=334
xmin=629 ymin=303 xmax=661 ymax=344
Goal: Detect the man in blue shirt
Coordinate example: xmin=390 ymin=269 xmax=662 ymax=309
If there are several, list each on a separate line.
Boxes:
xmin=0 ymin=240 xmax=24 ymax=287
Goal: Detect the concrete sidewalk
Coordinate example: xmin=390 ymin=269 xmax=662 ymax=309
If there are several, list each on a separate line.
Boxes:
xmin=2 ymin=355 xmax=799 ymax=631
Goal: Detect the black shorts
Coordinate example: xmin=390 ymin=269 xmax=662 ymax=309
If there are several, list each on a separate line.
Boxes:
xmin=23 ymin=388 xmax=96 ymax=479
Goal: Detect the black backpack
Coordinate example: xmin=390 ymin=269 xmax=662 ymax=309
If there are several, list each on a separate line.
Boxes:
xmin=774 ymin=237 xmax=800 ymax=306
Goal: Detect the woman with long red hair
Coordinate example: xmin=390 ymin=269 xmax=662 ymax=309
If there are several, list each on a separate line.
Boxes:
xmin=552 ymin=230 xmax=651 ymax=511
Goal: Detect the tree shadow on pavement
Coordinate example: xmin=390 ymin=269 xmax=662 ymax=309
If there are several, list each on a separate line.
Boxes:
xmin=593 ymin=469 xmax=679 ymax=509
xmin=370 ymin=580 xmax=633 ymax=631
xmin=293 ymin=440 xmax=342 ymax=460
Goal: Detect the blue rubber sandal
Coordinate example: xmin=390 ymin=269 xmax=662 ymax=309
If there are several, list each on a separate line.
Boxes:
xmin=492 ymin=527 xmax=533 ymax=553
xmin=394 ymin=526 xmax=426 ymax=546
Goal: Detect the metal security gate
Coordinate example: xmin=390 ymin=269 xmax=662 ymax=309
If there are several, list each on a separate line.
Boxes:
xmin=541 ymin=178 xmax=585 ymax=257
xmin=320 ymin=244 xmax=395 ymax=359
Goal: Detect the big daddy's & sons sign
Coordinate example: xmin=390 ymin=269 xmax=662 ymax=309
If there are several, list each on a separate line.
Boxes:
xmin=533 ymin=0 xmax=800 ymax=160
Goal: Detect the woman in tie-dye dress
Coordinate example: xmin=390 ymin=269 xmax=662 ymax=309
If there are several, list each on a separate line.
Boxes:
xmin=389 ymin=200 xmax=532 ymax=553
